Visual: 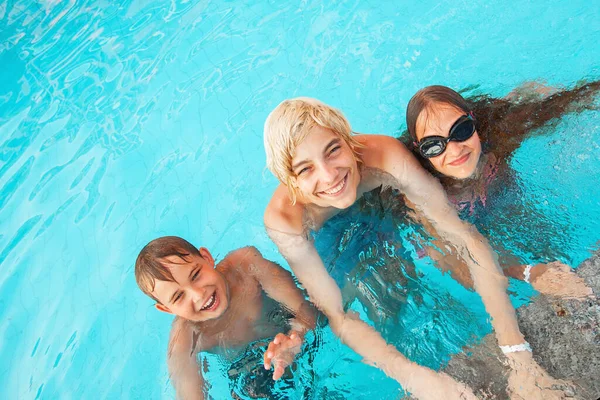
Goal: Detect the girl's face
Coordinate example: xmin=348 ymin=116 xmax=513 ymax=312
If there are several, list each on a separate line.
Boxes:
xmin=290 ymin=126 xmax=361 ymax=209
xmin=415 ymin=103 xmax=482 ymax=179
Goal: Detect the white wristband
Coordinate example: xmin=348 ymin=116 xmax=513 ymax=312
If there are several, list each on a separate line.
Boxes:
xmin=500 ymin=342 xmax=532 ymax=354
xmin=523 ymin=264 xmax=533 ymax=284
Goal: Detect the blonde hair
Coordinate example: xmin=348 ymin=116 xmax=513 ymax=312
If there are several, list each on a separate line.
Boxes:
xmin=264 ymin=97 xmax=363 ymax=204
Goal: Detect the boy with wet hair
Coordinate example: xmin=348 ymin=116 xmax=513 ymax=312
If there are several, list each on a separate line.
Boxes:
xmin=135 ymin=236 xmax=316 ymax=400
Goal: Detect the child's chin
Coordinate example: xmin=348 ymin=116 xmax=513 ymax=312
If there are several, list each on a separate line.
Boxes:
xmin=447 ymin=166 xmax=476 ymax=180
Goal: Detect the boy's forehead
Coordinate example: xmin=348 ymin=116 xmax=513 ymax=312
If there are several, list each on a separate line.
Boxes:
xmin=151 ymin=276 xmax=180 ymax=299
xmin=161 ymin=254 xmax=192 ymax=265
xmin=156 ymin=254 xmax=195 ymax=280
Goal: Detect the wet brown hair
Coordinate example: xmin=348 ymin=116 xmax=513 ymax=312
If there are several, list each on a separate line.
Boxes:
xmin=402 ymin=81 xmax=600 ymax=180
xmin=406 ymin=85 xmax=471 ymax=143
xmin=135 ymin=236 xmax=201 ymax=303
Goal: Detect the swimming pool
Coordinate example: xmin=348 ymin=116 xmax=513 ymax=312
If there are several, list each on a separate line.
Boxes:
xmin=1 ymin=0 xmax=598 ymax=398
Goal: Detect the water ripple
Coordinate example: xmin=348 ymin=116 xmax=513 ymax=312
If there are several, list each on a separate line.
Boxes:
xmin=35 ymin=194 xmax=80 ymax=238
xmin=0 ymin=156 xmax=34 ymax=210
xmin=75 ymin=152 xmax=109 ymax=223
xmin=0 ymin=214 xmax=42 ymax=267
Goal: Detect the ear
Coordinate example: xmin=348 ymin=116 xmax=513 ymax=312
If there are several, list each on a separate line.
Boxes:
xmin=155 ymin=303 xmax=173 ymax=314
xmin=198 ymin=247 xmax=215 ymax=267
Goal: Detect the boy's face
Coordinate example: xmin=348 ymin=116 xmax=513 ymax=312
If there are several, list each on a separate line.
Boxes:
xmin=151 ymin=248 xmax=230 ymax=322
xmin=290 ymin=126 xmax=360 ymax=209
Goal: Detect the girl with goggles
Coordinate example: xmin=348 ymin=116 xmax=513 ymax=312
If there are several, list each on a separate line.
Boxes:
xmin=400 ymin=83 xmax=600 ymax=396
xmin=406 ymin=83 xmax=600 ymax=182
xmin=403 ymin=83 xmax=599 ymax=294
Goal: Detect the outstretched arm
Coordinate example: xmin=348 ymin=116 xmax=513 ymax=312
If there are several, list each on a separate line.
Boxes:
xmin=266 ymin=227 xmax=476 ymax=400
xmin=377 ymin=136 xmax=524 ymax=345
xmin=236 ymin=246 xmax=317 ymax=380
xmin=240 ymin=246 xmax=316 ymax=334
xmin=372 ymin=136 xmax=573 ymax=398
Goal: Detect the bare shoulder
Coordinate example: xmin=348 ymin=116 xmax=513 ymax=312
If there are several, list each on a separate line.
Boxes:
xmin=264 ymin=184 xmax=305 ymax=235
xmin=355 ymin=134 xmax=414 ymax=168
xmin=224 ymin=246 xmax=263 ymax=267
xmin=220 ymin=246 xmax=264 ymax=284
xmin=226 ymin=246 xmax=289 ymax=286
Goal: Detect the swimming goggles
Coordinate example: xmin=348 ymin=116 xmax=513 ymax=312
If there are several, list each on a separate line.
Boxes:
xmin=417 ymin=113 xmax=476 ymax=158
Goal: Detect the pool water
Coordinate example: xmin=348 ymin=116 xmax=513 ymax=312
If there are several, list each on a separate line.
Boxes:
xmin=1 ymin=0 xmax=598 ymax=399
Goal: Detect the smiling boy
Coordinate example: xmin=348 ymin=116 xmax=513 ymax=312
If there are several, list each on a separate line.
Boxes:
xmin=135 ymin=236 xmax=316 ymax=400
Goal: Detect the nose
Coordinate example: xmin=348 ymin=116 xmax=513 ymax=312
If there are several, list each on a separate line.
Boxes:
xmin=317 ymin=161 xmax=337 ymax=184
xmin=445 ymin=141 xmax=463 ymax=157
xmin=190 ymin=288 xmax=205 ymax=304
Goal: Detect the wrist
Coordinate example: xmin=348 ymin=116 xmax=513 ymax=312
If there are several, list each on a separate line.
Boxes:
xmin=529 ymin=263 xmax=547 ymax=283
xmin=504 ymin=347 xmax=535 ymax=367
xmin=500 ymin=341 xmax=531 ymax=355
xmin=289 ymin=319 xmax=310 ymax=337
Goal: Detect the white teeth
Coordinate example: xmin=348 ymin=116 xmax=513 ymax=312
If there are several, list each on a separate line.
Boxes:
xmin=200 ymin=293 xmax=216 ymax=311
xmin=322 ymin=176 xmax=346 ymax=195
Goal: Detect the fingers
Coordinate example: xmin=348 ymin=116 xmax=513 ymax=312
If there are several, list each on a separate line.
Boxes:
xmin=273 ymin=332 xmax=287 ymax=345
xmin=272 ymin=365 xmax=285 ymax=380
xmin=272 ymin=353 xmax=295 ymax=380
xmin=264 ymin=332 xmax=303 ymax=376
xmin=546 ymin=261 xmax=571 ymax=272
xmin=264 ymin=333 xmax=293 ymax=370
xmin=264 ymin=339 xmax=279 ymax=369
xmin=289 ymin=332 xmax=302 ymax=346
xmin=263 ymin=347 xmax=272 ymax=370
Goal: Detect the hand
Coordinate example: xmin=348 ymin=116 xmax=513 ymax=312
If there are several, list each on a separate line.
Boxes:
xmin=263 ymin=332 xmax=303 ymax=380
xmin=401 ymin=365 xmax=478 ymax=400
xmin=530 ymin=262 xmax=593 ymax=300
xmin=505 ymin=351 xmax=574 ymax=399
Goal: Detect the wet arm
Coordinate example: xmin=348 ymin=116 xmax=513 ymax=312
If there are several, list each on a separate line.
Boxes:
xmin=412 ymin=208 xmax=532 ymax=287
xmin=265 ymin=228 xmax=445 ymax=390
xmin=240 ymin=246 xmax=317 ymax=335
xmin=381 ymin=138 xmax=525 ymax=346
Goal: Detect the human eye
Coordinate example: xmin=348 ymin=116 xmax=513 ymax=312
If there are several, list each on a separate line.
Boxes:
xmin=174 ymin=292 xmax=183 ymax=303
xmin=297 ymin=166 xmax=311 ymax=176
xmin=191 ymin=269 xmax=200 ymax=281
xmin=329 ymin=145 xmax=341 ymax=155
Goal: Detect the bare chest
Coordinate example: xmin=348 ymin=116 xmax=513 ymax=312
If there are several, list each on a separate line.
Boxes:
xmin=202 ymin=284 xmax=289 ymax=354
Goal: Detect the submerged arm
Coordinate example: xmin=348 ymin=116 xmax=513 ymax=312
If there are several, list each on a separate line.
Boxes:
xmin=378 ymin=137 xmax=525 ymax=346
xmin=509 ymin=80 xmax=600 ymax=133
xmin=239 ymin=246 xmax=318 ymax=379
xmin=241 ymin=246 xmax=316 ymax=334
xmin=266 ymin=227 xmax=475 ymax=399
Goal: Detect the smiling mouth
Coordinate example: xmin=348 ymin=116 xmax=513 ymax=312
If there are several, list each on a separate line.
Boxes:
xmin=200 ymin=292 xmax=218 ymax=311
xmin=319 ymin=173 xmax=348 ymax=197
xmin=449 ymin=152 xmax=470 ymax=166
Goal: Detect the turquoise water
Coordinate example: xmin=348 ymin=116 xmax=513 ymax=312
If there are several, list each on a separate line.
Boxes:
xmin=1 ymin=0 xmax=599 ymax=399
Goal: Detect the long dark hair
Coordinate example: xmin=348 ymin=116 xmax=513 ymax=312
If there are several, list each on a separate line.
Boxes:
xmin=401 ymin=81 xmax=600 ymax=180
